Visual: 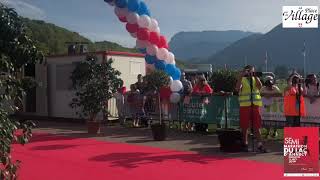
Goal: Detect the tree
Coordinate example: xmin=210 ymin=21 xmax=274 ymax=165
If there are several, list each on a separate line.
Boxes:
xmin=70 ymin=55 xmax=122 ymax=121
xmin=144 ymin=70 xmax=170 ymax=91
xmin=209 ymin=69 xmax=238 ymax=93
xmin=0 ymin=3 xmax=43 ymax=179
xmin=274 ymin=65 xmax=289 ymax=79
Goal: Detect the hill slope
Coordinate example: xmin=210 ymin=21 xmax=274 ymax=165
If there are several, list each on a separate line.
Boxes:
xmin=206 ymin=24 xmax=320 ymax=72
xmin=22 ymin=18 xmax=137 ymax=55
xmin=169 ymin=30 xmax=257 ymax=61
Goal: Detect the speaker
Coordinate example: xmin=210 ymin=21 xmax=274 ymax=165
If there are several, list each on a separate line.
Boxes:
xmin=217 ymin=129 xmax=243 ymax=152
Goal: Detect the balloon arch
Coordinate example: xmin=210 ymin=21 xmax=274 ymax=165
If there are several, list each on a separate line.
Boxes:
xmin=104 ymin=0 xmax=183 ymax=103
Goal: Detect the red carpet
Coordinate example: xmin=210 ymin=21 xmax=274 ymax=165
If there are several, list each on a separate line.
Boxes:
xmin=11 ymin=133 xmax=317 ymax=180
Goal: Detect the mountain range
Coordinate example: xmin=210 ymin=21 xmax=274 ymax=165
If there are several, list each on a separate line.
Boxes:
xmin=205 ymin=24 xmax=320 ymax=73
xmin=169 ymin=30 xmax=257 ymax=61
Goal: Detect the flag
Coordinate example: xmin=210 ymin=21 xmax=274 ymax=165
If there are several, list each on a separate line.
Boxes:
xmin=302 ymin=41 xmax=306 ymax=57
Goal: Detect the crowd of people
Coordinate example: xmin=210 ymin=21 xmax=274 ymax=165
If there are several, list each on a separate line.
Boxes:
xmin=236 ymin=65 xmax=319 ymax=152
xmin=114 ymin=66 xmax=319 ymax=151
xmin=114 ymin=73 xmax=214 ymax=127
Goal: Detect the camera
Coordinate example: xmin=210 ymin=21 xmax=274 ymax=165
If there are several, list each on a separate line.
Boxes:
xmin=292 ymin=76 xmax=304 ymax=85
xmin=244 ymin=71 xmax=263 ymax=77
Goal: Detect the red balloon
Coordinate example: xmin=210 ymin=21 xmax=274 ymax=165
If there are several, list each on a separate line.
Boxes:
xmin=164 ymin=43 xmax=169 ymax=49
xmin=137 ymin=28 xmax=150 ymax=41
xmin=119 ymin=16 xmax=127 ymax=23
xmin=126 ymin=23 xmax=139 ymax=33
xmin=149 ymin=32 xmax=160 ymax=45
xmin=157 ymin=35 xmax=168 ymax=48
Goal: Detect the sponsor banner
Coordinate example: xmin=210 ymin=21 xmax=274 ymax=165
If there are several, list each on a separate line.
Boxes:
xmin=180 ymin=96 xmax=320 ymax=125
xmin=284 ymin=127 xmax=319 ymax=177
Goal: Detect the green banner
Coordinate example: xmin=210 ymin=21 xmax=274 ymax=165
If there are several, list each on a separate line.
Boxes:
xmin=179 ymin=96 xmax=221 ymax=124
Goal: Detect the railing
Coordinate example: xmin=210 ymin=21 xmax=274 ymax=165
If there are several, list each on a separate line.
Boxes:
xmin=110 ymin=94 xmax=320 ymax=128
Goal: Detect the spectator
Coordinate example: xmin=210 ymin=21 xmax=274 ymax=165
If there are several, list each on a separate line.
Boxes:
xmin=305 ymin=74 xmax=319 ymax=104
xmin=261 ymin=76 xmax=281 ymax=138
xmin=192 ymin=76 xmax=213 ymax=96
xmin=192 ymin=76 xmax=213 ymax=133
xmin=283 ymin=75 xmax=306 ymax=127
xmin=135 ymin=91 xmax=146 ymax=127
xmin=181 ymin=72 xmax=193 ymax=104
xmin=143 ymin=87 xmax=157 ymax=126
xmin=114 ymin=80 xmax=126 ymax=124
xmin=181 ymin=72 xmax=193 ymax=95
xmin=160 ymin=82 xmax=172 ymax=120
xmin=135 ymin=74 xmax=144 ymax=92
xmin=126 ymin=84 xmax=140 ymax=127
xmin=236 ymin=65 xmax=266 ymax=152
xmin=190 ymin=75 xmax=197 ymax=87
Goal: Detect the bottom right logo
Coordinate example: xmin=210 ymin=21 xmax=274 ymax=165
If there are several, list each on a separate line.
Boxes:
xmin=284 ymin=127 xmax=319 ymax=177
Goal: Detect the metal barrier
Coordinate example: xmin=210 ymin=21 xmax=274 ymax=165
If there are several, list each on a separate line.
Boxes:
xmin=111 ymin=94 xmax=320 ymax=128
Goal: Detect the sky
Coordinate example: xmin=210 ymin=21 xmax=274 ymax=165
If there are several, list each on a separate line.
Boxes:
xmin=1 ymin=0 xmax=320 ymax=47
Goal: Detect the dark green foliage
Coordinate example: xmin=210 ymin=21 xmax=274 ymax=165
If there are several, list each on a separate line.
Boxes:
xmin=0 ymin=3 xmax=42 ymax=180
xmin=93 ymin=41 xmax=138 ymax=53
xmin=144 ymin=70 xmax=170 ymax=91
xmin=22 ymin=18 xmax=138 ymax=55
xmin=70 ymin=55 xmax=122 ymax=121
xmin=209 ymin=69 xmax=238 ymax=93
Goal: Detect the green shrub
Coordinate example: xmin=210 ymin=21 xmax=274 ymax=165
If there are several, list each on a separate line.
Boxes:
xmin=209 ymin=69 xmax=239 ymax=93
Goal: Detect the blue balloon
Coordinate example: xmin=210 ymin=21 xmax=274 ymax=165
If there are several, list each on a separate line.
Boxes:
xmin=115 ymin=0 xmax=128 ymax=8
xmin=172 ymin=68 xmax=181 ymax=80
xmin=137 ymin=1 xmax=150 ymax=16
xmin=165 ymin=64 xmax=176 ymax=76
xmin=139 ymin=48 xmax=147 ymax=54
xmin=128 ymin=0 xmax=140 ymax=12
xmin=155 ymin=60 xmax=166 ymax=70
xmin=145 ymin=55 xmax=156 ymax=64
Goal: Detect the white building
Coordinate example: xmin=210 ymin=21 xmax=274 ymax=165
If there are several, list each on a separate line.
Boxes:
xmin=22 ymin=51 xmax=146 ymax=120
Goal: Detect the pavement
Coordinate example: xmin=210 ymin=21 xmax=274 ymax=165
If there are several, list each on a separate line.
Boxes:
xmin=31 ymin=120 xmax=285 ymax=164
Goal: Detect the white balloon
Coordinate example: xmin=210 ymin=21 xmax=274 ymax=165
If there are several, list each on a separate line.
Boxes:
xmin=114 ymin=7 xmax=128 ymax=17
xmin=170 ymin=93 xmax=181 ymax=104
xmin=167 ymin=52 xmax=175 ymax=64
xmin=136 ymin=40 xmax=149 ymax=49
xmin=138 ymin=15 xmax=151 ymax=28
xmin=156 ymin=48 xmax=169 ymax=60
xmin=169 ymin=77 xmax=173 ymax=85
xmin=130 ymin=32 xmax=137 ymax=38
xmin=146 ymin=44 xmax=158 ymax=56
xmin=149 ymin=19 xmax=159 ymax=31
xmin=127 ymin=12 xmax=139 ymax=24
xmin=154 ymin=27 xmax=160 ymax=34
xmin=170 ymin=80 xmax=183 ymax=92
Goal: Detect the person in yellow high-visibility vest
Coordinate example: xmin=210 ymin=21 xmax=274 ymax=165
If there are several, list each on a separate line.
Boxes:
xmin=236 ymin=65 xmax=266 ymax=152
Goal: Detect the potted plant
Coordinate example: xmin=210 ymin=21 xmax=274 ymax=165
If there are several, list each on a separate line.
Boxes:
xmin=70 ymin=55 xmax=122 ymax=134
xmin=145 ymin=70 xmax=170 ymax=141
xmin=209 ymin=69 xmax=244 ymax=152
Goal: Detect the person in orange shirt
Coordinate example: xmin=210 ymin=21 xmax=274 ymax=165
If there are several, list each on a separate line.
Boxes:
xmin=283 ymin=75 xmax=306 ymax=127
